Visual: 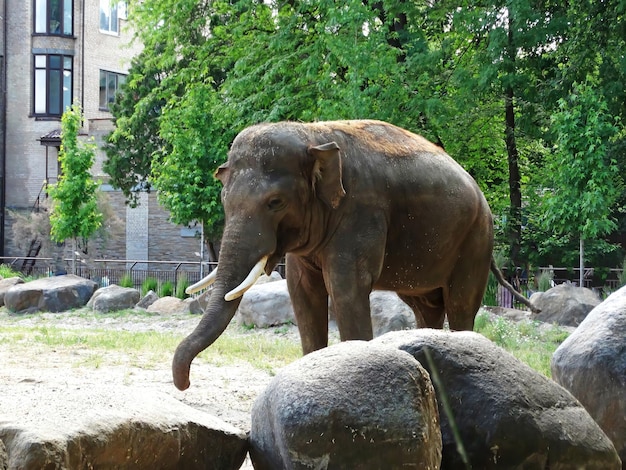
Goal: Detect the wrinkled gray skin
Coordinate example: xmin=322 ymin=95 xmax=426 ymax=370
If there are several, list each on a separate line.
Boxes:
xmin=173 ymin=120 xmax=493 ymax=390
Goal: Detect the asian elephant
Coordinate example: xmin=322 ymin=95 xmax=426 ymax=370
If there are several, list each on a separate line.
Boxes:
xmin=173 ymin=119 xmax=498 ymax=390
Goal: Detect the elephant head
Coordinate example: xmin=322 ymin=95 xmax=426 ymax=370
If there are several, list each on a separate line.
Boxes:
xmin=172 ymin=123 xmax=345 ymax=390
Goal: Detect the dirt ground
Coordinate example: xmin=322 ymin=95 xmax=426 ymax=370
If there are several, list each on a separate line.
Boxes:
xmin=0 ymin=308 xmax=309 ymax=469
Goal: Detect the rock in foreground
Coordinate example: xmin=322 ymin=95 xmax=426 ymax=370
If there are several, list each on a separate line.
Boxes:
xmin=250 ymin=341 xmax=442 ymax=469
xmin=552 ymin=285 xmax=626 ymax=467
xmin=0 ymin=385 xmax=247 ymax=469
xmin=376 ymin=329 xmax=621 ymax=469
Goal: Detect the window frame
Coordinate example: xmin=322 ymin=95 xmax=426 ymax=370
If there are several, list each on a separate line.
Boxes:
xmin=99 ymin=69 xmax=126 ymax=111
xmin=34 ymin=0 xmax=74 ymax=37
xmin=33 ymin=54 xmax=73 ymax=118
xmin=100 ymin=0 xmax=127 ymax=35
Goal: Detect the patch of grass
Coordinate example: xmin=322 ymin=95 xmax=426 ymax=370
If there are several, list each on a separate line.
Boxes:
xmin=201 ymin=328 xmax=302 ymax=375
xmin=119 ymin=273 xmax=134 ymax=288
xmin=175 ymin=274 xmax=189 ymax=299
xmin=0 ymin=310 xmax=302 ymax=374
xmin=159 ymin=280 xmax=174 ymax=297
xmin=142 ymin=277 xmax=159 ymax=296
xmin=474 ymin=310 xmax=570 ymax=377
xmin=0 ymin=264 xmax=23 ymax=279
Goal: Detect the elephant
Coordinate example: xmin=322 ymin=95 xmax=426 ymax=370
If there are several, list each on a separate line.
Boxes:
xmin=173 ymin=119 xmax=506 ymax=390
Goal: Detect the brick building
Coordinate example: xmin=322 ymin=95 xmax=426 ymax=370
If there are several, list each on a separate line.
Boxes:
xmin=0 ymin=0 xmax=203 ymax=273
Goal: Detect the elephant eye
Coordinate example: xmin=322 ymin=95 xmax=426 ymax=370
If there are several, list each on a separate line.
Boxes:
xmin=267 ymin=196 xmax=286 ymax=212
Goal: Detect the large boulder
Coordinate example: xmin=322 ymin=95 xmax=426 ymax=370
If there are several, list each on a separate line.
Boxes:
xmin=552 ymin=285 xmax=626 ymax=467
xmin=237 ymin=279 xmax=295 ymax=328
xmin=369 ymin=290 xmax=416 ymax=335
xmin=146 ymin=296 xmax=202 ymax=315
xmin=4 ymin=275 xmax=98 ymax=314
xmin=237 ymin=280 xmax=416 ymax=334
xmin=0 ymin=277 xmax=24 ymax=307
xmin=135 ymin=289 xmax=159 ymax=309
xmin=530 ymin=283 xmax=601 ymax=326
xmin=87 ymin=284 xmax=141 ymax=313
xmin=376 ymin=329 xmax=621 ymax=469
xmin=0 ymin=385 xmax=247 ymax=469
xmin=250 ymin=341 xmax=442 ymax=470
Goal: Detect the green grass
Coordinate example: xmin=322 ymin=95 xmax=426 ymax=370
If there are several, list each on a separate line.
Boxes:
xmin=474 ymin=310 xmax=570 ymax=377
xmin=0 ymin=308 xmax=568 ymax=378
xmin=0 ymin=309 xmax=302 ymax=375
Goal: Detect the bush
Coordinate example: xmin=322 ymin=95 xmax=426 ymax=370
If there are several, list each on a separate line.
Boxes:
xmin=175 ymin=273 xmax=189 ymax=299
xmin=119 ymin=272 xmax=134 ymax=288
xmin=474 ymin=311 xmax=570 ymax=377
xmin=0 ymin=264 xmax=24 ymax=279
xmin=159 ymin=280 xmax=174 ymax=297
xmin=536 ymin=270 xmax=554 ymax=292
xmin=482 ymin=272 xmax=498 ymax=306
xmin=142 ymin=277 xmax=159 ymax=296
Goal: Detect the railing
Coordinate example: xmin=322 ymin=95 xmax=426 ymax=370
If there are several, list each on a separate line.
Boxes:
xmin=0 ymin=256 xmax=287 ymax=291
xmin=0 ymin=256 xmax=621 ymax=305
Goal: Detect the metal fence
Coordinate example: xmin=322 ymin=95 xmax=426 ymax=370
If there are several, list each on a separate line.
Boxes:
xmin=0 ymin=256 xmax=621 ymax=305
xmin=0 ymin=256 xmax=288 ymax=291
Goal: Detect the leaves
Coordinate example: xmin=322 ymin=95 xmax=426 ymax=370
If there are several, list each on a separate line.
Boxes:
xmin=48 ymin=104 xmax=103 ymax=243
xmin=106 ymin=0 xmax=625 ymax=268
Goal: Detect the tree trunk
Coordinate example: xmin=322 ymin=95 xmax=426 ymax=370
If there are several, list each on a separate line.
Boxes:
xmin=504 ymin=13 xmax=522 ymax=268
xmin=504 ymin=86 xmax=522 ymax=267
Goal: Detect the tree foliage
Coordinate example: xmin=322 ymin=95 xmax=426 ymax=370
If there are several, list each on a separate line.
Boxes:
xmin=49 ymin=104 xmax=102 ymax=244
xmin=105 ymin=0 xmax=626 ymax=269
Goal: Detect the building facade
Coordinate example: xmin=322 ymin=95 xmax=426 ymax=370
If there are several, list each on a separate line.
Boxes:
xmin=0 ymin=0 xmax=202 ymax=270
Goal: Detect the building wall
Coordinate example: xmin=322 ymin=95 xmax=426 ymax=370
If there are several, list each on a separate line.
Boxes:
xmin=2 ymin=0 xmax=206 ymax=266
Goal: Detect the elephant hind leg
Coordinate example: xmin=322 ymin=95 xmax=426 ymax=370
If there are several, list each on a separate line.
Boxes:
xmin=399 ymin=290 xmax=445 ymax=329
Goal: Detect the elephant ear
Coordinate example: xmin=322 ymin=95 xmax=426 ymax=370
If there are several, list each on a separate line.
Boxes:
xmin=215 ymin=163 xmax=229 ymax=184
xmin=308 ymin=142 xmax=346 ymax=209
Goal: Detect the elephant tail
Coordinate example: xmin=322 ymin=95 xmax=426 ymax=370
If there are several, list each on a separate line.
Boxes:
xmin=490 ymin=258 xmax=540 ymax=313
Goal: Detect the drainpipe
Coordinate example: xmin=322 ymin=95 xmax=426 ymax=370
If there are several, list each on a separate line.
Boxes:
xmin=0 ymin=0 xmax=8 ymax=256
xmin=81 ymin=0 xmax=85 ymax=109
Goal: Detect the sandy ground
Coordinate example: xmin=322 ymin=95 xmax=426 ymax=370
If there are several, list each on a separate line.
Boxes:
xmin=0 ymin=308 xmax=310 ymax=469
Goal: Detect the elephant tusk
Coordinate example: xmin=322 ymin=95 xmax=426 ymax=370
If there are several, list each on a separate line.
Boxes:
xmin=224 ymin=256 xmax=268 ymax=301
xmin=185 ymin=268 xmax=218 ymax=294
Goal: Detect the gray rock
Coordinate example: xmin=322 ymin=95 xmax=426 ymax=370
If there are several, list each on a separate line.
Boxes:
xmin=530 ymin=283 xmax=601 ymax=326
xmin=237 ymin=280 xmax=416 ymax=333
xmin=370 ymin=290 xmax=416 ymax=336
xmin=146 ymin=296 xmax=194 ymax=315
xmin=135 ymin=289 xmax=159 ymax=309
xmin=184 ymin=296 xmax=204 ymax=315
xmin=254 ymin=271 xmax=283 ymax=285
xmin=0 ymin=277 xmax=24 ymax=307
xmin=0 ymin=439 xmax=7 ymax=470
xmin=250 ymin=341 xmax=442 ymax=470
xmin=192 ymin=289 xmax=212 ymax=313
xmin=87 ymin=284 xmax=141 ymax=313
xmin=4 ymin=275 xmax=98 ymax=314
xmin=552 ymin=285 xmax=626 ymax=466
xmin=0 ymin=385 xmax=247 ymax=469
xmin=237 ymin=279 xmax=294 ymax=327
xmin=375 ymin=329 xmax=621 ymax=469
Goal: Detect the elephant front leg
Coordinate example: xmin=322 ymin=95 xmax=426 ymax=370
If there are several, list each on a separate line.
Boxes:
xmin=286 ymin=254 xmax=330 ymax=354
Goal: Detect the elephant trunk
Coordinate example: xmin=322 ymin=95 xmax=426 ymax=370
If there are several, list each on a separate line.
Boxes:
xmin=172 ymin=290 xmax=241 ymax=390
xmin=172 ymin=230 xmax=272 ymax=390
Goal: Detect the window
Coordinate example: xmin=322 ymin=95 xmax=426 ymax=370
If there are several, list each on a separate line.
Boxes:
xmin=99 ymin=70 xmax=126 ymax=110
xmin=100 ymin=1 xmax=127 ymax=34
xmin=35 ymin=0 xmax=73 ymax=36
xmin=34 ymin=55 xmax=73 ymax=117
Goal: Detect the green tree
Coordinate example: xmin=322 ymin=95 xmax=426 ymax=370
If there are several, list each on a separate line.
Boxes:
xmin=48 ymin=104 xmax=103 ymax=274
xmin=542 ymin=80 xmax=622 ymax=286
xmin=103 ymin=48 xmax=168 ymax=207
